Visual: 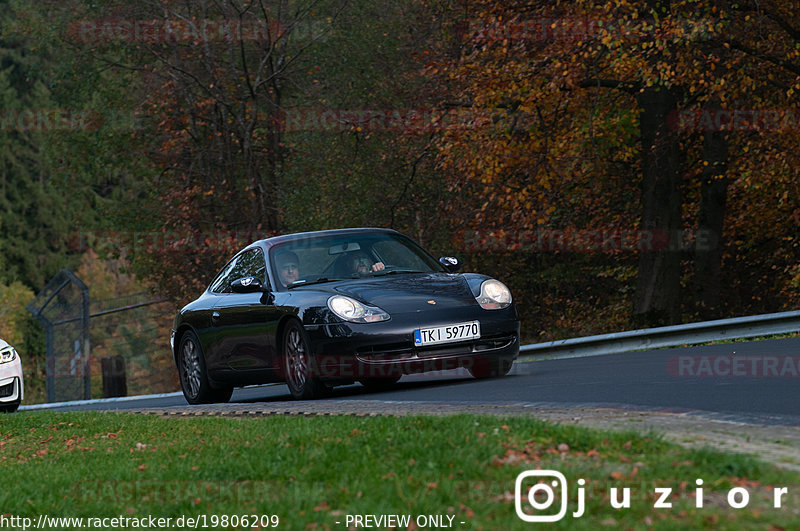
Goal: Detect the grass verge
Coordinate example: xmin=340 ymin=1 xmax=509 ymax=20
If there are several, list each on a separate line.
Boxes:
xmin=1 ymin=412 xmax=799 ymax=529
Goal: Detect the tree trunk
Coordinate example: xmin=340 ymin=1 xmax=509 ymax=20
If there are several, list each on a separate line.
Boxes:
xmin=633 ymin=87 xmax=684 ymax=327
xmin=694 ymin=130 xmax=729 ymax=319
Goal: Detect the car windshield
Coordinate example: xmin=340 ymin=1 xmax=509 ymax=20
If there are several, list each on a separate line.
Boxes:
xmin=269 ymin=232 xmax=443 ymax=289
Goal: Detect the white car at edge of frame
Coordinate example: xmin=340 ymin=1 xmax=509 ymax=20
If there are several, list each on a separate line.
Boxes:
xmin=0 ymin=338 xmax=23 ymax=413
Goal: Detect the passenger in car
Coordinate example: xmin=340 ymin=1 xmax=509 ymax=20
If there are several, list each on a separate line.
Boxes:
xmin=347 ymin=250 xmax=385 ymax=275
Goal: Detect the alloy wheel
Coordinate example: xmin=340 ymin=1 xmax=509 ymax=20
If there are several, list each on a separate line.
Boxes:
xmin=181 ymin=338 xmax=202 ymax=399
xmin=285 ymin=328 xmax=308 ymax=391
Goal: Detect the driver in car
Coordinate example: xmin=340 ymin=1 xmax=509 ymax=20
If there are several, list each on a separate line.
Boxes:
xmin=276 ymin=251 xmax=300 ymax=287
xmin=348 ymin=250 xmax=385 ymax=275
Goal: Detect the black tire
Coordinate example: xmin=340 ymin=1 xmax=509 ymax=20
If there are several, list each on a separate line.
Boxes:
xmin=359 ymin=376 xmax=401 ymax=391
xmin=0 ymin=399 xmax=20 ymax=413
xmin=468 ymin=356 xmax=513 ymax=379
xmin=282 ymin=320 xmax=328 ymax=400
xmin=178 ymin=331 xmax=233 ymax=404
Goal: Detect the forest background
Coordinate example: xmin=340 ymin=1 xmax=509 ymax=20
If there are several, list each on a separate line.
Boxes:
xmin=1 ymin=0 xmax=798 ymax=399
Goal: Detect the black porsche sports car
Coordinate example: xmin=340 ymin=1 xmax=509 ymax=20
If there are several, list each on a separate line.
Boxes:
xmin=171 ymin=228 xmax=520 ymax=403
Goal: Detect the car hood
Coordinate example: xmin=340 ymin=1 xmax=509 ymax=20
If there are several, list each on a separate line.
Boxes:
xmin=333 ymin=272 xmax=478 ymax=312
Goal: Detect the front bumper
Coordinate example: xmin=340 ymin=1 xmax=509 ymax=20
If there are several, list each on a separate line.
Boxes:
xmin=304 ymin=307 xmax=520 ymax=380
xmin=0 ymin=357 xmax=24 ymax=403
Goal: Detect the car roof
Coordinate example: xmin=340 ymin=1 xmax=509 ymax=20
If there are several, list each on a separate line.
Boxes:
xmin=245 ymin=227 xmax=402 ymax=251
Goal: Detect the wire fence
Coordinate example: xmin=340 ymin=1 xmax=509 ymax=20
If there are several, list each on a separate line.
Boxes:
xmin=89 ymin=291 xmax=177 ymax=399
xmin=27 ymin=269 xmax=178 ymax=403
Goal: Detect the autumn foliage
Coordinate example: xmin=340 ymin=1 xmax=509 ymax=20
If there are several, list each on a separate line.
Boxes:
xmin=424 ymin=0 xmax=800 ymax=330
xmin=8 ymin=0 xmax=799 ymax=343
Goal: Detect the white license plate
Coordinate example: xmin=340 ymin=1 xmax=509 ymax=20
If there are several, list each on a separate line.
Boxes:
xmin=414 ymin=321 xmax=480 ymax=346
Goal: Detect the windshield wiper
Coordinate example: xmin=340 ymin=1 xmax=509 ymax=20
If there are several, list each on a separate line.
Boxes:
xmin=369 ymin=269 xmax=426 ymax=277
xmin=287 ymin=277 xmax=348 ymax=289
xmin=288 ymin=271 xmax=426 ymax=287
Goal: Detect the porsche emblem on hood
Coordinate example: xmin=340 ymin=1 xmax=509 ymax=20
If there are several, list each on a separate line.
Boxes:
xmin=427 ymin=300 xmax=436 ymax=305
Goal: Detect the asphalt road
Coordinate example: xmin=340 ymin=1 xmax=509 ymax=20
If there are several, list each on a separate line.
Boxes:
xmin=22 ymin=337 xmax=800 ymax=424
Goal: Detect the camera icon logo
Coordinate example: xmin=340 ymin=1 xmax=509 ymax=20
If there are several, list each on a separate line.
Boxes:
xmin=514 ymin=470 xmax=568 ymax=522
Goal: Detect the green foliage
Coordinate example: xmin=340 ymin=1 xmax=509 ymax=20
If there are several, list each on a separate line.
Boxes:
xmin=1 ymin=412 xmax=798 ymax=528
xmin=0 ymin=28 xmax=73 ymax=287
xmin=1 ymin=0 xmax=799 ymax=340
xmin=278 ymin=0 xmax=450 ymax=253
xmin=0 ymin=280 xmax=35 ymax=347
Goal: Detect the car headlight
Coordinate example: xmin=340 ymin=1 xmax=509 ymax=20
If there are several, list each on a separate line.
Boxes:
xmin=327 ymin=295 xmax=390 ymax=323
xmin=476 ymin=279 xmax=512 ymax=310
xmin=0 ymin=346 xmax=17 ymax=364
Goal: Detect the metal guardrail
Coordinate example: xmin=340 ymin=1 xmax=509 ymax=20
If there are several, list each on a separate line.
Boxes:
xmin=519 ymin=310 xmax=800 ymax=360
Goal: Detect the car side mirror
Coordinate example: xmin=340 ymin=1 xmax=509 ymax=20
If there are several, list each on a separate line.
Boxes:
xmin=231 ymin=276 xmax=267 ymax=293
xmin=439 ymin=256 xmax=461 ymax=273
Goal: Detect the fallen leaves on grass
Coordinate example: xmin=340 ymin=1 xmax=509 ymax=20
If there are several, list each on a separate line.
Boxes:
xmin=493 ymin=439 xmax=608 ymax=465
xmin=731 ymin=477 xmax=762 ymax=488
xmin=492 ymin=491 xmax=517 ymax=502
xmin=459 ymin=503 xmax=475 ymax=518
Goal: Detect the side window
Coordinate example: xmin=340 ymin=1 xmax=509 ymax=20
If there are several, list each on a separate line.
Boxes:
xmin=209 ymin=255 xmax=239 ymax=293
xmin=237 ymin=248 xmax=268 ymax=286
xmin=208 ymin=249 xmax=266 ymax=294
